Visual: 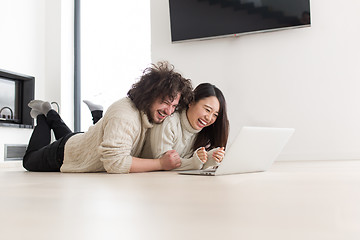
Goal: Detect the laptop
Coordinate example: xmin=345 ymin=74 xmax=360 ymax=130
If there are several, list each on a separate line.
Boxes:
xmin=178 ymin=126 xmax=295 ymax=176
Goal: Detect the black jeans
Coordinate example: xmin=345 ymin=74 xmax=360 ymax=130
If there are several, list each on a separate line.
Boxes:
xmin=23 ymin=110 xmax=76 ymax=172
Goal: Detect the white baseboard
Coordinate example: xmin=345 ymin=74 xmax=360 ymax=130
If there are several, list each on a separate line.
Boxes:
xmin=0 ymin=160 xmax=23 ymax=169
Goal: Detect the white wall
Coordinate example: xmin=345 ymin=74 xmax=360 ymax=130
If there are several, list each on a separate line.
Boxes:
xmin=151 ymin=0 xmax=360 ymax=161
xmin=80 ymin=0 xmax=150 ymax=131
xmin=0 ymin=0 xmax=45 ymax=164
xmin=0 ymin=0 xmax=73 ymax=163
xmin=60 ymin=0 xmax=75 ymax=129
xmin=1 ymin=0 xmax=359 ymax=163
xmin=44 ymin=0 xmax=74 ymax=131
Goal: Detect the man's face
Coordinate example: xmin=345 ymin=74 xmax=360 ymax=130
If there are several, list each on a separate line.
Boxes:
xmin=148 ymin=93 xmax=181 ymax=124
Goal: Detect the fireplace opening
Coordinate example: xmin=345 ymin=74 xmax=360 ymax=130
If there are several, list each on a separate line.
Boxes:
xmin=0 ymin=69 xmax=34 ymax=128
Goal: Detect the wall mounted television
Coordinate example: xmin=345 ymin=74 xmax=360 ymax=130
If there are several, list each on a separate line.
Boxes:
xmin=169 ymin=0 xmax=311 ymax=42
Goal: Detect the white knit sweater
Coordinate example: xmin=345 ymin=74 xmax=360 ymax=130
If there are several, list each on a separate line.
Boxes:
xmin=61 ymin=98 xmax=153 ymax=173
xmin=141 ymin=110 xmax=220 ymax=170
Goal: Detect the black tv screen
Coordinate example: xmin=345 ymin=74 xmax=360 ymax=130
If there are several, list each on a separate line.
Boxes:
xmin=169 ymin=0 xmax=311 ymax=42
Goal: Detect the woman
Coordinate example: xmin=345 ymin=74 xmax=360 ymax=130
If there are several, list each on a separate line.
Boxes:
xmin=140 ymin=83 xmax=229 ymax=170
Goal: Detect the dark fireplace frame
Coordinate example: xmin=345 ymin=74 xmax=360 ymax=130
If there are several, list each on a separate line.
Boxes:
xmin=0 ymin=69 xmax=34 ymax=128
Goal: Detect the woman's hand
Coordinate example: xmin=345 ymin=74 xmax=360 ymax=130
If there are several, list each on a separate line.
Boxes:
xmin=212 ymin=147 xmax=225 ymax=163
xmin=196 ymin=147 xmax=208 ymax=163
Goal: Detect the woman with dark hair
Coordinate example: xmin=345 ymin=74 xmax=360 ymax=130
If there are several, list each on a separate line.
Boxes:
xmin=141 ymin=83 xmax=230 ymax=170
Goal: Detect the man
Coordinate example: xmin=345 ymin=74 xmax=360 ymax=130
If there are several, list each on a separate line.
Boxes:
xmin=23 ymin=62 xmax=193 ymax=174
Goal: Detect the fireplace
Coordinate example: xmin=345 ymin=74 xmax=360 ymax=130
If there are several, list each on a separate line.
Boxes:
xmin=0 ymin=69 xmax=34 ymax=128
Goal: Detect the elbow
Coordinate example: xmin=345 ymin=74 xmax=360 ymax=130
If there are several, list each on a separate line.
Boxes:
xmin=101 ymin=156 xmax=133 ymax=174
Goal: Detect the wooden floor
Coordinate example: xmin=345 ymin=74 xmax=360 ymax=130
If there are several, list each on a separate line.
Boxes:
xmin=1 ymin=160 xmax=360 ymax=240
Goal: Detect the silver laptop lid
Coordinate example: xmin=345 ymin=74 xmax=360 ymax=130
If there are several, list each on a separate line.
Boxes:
xmin=215 ymin=126 xmax=295 ymax=175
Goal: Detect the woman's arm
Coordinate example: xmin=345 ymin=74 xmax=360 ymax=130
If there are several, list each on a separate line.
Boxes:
xmin=145 ymin=114 xmax=205 ymax=171
xmin=202 ymin=147 xmax=225 ymax=169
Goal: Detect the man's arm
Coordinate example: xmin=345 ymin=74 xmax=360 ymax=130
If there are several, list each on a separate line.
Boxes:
xmin=130 ymin=150 xmax=181 ymax=173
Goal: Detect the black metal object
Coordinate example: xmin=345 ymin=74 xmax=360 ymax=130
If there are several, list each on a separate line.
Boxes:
xmin=0 ymin=69 xmax=34 ymax=128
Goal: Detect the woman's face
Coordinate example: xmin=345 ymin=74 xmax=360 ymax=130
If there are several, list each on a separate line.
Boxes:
xmin=187 ymin=96 xmax=220 ymax=130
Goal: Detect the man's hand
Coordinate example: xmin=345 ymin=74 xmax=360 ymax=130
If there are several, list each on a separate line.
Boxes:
xmin=159 ymin=150 xmax=181 ymax=170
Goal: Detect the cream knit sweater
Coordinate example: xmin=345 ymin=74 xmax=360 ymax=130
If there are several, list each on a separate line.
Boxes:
xmin=61 ymin=98 xmax=153 ymax=173
xmin=141 ymin=110 xmax=220 ymax=170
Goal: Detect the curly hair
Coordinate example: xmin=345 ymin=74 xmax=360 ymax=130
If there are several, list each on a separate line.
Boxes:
xmin=127 ymin=62 xmax=193 ymax=115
